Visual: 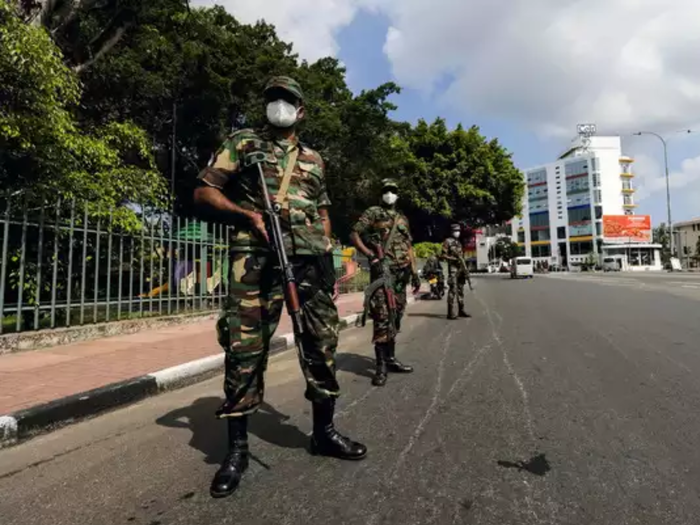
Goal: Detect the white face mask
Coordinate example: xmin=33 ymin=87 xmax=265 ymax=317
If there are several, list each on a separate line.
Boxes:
xmin=452 ymin=231 xmax=461 ymax=238
xmin=266 ymin=99 xmax=299 ymax=128
xmin=382 ymin=192 xmax=398 ymax=205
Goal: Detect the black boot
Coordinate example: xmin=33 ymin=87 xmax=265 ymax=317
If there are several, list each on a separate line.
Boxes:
xmin=372 ymin=344 xmax=388 ymax=386
xmin=386 ymin=341 xmax=413 ymax=373
xmin=210 ymin=417 xmax=250 ymax=499
xmin=447 ymin=305 xmax=457 ymax=320
xmin=458 ymin=307 xmax=470 ymax=318
xmin=310 ymin=398 xmax=367 ymax=460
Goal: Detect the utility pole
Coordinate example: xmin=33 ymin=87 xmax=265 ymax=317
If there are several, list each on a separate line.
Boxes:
xmin=633 ymin=131 xmax=673 ymax=258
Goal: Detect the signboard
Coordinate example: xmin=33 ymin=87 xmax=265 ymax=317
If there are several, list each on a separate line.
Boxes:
xmin=602 ymin=215 xmax=651 ymax=243
xmin=576 ymin=123 xmax=597 ymax=136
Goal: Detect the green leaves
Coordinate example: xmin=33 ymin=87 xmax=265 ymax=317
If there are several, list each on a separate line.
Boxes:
xmin=392 ymin=119 xmax=525 ymax=239
xmin=7 ymin=0 xmax=526 ymax=242
xmin=0 ymin=3 xmax=165 ymax=229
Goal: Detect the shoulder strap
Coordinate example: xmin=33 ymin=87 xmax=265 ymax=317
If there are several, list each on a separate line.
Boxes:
xmin=276 ymin=147 xmax=299 ymax=210
xmin=383 ymin=212 xmax=400 ymax=253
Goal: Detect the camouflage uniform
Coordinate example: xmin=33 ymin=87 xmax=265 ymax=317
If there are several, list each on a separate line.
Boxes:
xmin=352 ymin=178 xmax=416 ymax=386
xmin=442 ymin=235 xmax=468 ymax=318
xmin=198 ymin=123 xmax=339 ymax=418
xmin=353 ymin=205 xmax=413 ymax=343
xmin=202 ymin=76 xmax=365 ymax=501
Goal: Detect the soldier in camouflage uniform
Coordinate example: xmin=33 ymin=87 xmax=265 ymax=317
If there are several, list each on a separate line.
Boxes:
xmin=194 ymin=76 xmax=366 ymax=499
xmin=441 ymin=223 xmax=470 ymax=320
xmin=350 ymin=179 xmax=420 ymax=386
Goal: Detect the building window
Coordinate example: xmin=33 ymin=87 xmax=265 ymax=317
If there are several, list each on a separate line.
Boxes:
xmin=596 ymin=222 xmax=602 ymax=236
xmin=529 ymin=212 xmax=550 ymax=228
xmin=565 ymin=159 xmax=588 ymax=176
xmin=622 ymin=180 xmax=632 ymax=191
xmin=517 ymin=231 xmax=525 ymax=243
xmin=568 ymin=207 xmax=592 ymax=223
xmin=557 ymin=226 xmax=566 ymax=239
xmin=623 ymin=195 xmax=634 ymax=205
xmin=594 ymin=190 xmax=602 ymax=203
xmin=592 ymin=173 xmax=600 ymax=187
xmin=532 ymin=244 xmax=552 ymax=258
xmin=527 ymin=169 xmax=547 ymax=185
xmin=595 ymin=206 xmax=602 ymax=219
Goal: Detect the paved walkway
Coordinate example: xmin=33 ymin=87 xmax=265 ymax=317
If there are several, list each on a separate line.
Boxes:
xmin=0 ymin=292 xmax=365 ymax=415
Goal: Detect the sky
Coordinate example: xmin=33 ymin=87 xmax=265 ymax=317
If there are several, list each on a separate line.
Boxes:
xmin=191 ymin=0 xmax=700 ymax=225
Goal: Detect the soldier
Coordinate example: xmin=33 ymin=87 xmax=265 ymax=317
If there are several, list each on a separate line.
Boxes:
xmin=441 ymin=223 xmax=471 ymax=320
xmin=350 ymin=179 xmax=420 ymax=387
xmin=194 ymin=76 xmax=366 ymax=499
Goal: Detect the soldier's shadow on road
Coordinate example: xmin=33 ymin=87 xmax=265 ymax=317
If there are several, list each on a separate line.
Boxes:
xmin=335 ymin=352 xmax=376 ymax=379
xmin=156 ymin=397 xmax=309 ymax=465
xmin=407 ymin=312 xmax=449 ymax=319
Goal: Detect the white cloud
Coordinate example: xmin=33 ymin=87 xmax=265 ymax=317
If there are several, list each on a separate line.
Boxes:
xmin=378 ymin=0 xmax=700 ymax=138
xmin=190 ymin=0 xmax=700 ymax=212
xmin=631 ymin=151 xmax=700 ymax=224
xmin=189 ymin=0 xmax=360 ymax=62
xmin=192 ymin=1 xmax=700 ymax=140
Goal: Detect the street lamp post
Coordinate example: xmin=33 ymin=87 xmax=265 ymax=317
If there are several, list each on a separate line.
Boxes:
xmin=633 ymin=131 xmax=673 ymax=258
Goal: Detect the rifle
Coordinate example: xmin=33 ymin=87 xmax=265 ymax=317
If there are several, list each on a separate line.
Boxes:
xmin=459 ymin=256 xmax=474 ymax=291
xmin=361 ymin=244 xmax=398 ymax=339
xmin=246 ymin=151 xmax=308 ymax=365
xmin=449 ymin=242 xmax=473 ymax=291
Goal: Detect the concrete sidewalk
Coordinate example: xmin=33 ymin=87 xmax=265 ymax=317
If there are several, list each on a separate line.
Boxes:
xmin=0 ymin=291 xmax=373 ymax=446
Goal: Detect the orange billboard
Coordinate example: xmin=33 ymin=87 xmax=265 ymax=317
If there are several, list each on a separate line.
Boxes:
xmin=602 ymin=215 xmax=651 ymax=242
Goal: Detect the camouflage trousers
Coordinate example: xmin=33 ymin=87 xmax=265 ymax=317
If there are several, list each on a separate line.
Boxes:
xmin=447 ymin=269 xmax=467 ymax=311
xmin=215 ymin=252 xmax=341 ymax=418
xmin=369 ymin=265 xmax=411 ymax=344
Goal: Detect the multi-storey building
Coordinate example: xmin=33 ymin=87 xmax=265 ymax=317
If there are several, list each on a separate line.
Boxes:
xmin=674 ymin=218 xmax=700 ymax=269
xmin=510 ymin=136 xmax=657 ymax=268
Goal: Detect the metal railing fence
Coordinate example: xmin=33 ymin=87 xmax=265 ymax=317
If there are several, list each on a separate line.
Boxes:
xmin=0 ymin=196 xmax=366 ymax=335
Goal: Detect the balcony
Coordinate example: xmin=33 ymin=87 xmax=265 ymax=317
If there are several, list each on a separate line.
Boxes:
xmin=620 ymin=172 xmax=634 ymax=178
xmin=623 ymin=203 xmax=638 ymax=209
xmin=621 ymin=188 xmax=635 ymax=194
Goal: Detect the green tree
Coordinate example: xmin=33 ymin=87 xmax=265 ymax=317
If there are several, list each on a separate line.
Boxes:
xmin=493 ymin=237 xmax=518 ymax=261
xmin=0 ymin=1 xmax=165 ymax=222
xmin=391 ymin=119 xmax=525 ymax=241
xmin=653 ymin=223 xmax=671 ymax=265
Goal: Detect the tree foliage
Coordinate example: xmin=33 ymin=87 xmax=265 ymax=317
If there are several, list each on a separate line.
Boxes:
xmin=653 ymin=223 xmax=671 ymax=264
xmin=6 ymin=0 xmax=525 ymax=242
xmin=1 ymin=1 xmax=165 ymax=225
xmin=391 ymin=119 xmax=524 ymax=241
xmin=493 ymin=237 xmax=519 ymax=261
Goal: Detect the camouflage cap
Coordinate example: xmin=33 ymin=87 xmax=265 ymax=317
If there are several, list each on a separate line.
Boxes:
xmin=264 ymin=76 xmax=304 ymax=102
xmin=381 ymin=178 xmax=399 ymax=190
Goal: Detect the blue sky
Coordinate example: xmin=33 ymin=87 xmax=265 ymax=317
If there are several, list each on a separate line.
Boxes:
xmin=193 ymin=1 xmax=700 ymax=225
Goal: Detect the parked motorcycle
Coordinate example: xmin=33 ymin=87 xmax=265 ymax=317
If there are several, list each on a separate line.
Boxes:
xmin=425 ymin=272 xmax=445 ymax=300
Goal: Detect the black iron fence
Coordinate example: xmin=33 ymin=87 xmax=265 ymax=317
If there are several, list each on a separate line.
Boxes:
xmin=0 ymin=197 xmax=366 ymax=335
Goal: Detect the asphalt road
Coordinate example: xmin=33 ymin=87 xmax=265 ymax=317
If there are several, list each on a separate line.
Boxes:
xmin=2 ymin=274 xmax=700 ymax=525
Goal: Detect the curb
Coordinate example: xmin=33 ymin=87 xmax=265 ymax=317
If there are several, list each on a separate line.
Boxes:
xmin=0 ymin=304 xmax=393 ymax=449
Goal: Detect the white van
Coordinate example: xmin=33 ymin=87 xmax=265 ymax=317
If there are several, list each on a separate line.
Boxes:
xmin=510 ymin=257 xmax=534 ymax=279
xmin=602 ymin=256 xmax=622 ymax=272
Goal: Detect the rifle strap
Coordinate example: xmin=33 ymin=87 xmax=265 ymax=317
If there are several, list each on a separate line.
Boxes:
xmin=383 ymin=212 xmax=400 ymax=255
xmin=276 ymin=147 xmax=299 ymax=211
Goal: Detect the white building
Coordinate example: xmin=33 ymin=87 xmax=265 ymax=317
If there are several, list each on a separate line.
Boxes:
xmin=674 ymin=218 xmax=700 ymax=269
xmin=510 ymin=135 xmax=661 ymax=271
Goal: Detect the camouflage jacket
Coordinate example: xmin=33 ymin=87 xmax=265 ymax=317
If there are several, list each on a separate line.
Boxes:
xmin=197 ymin=128 xmax=332 ymax=255
xmin=423 ymin=255 xmax=441 ymax=274
xmin=352 ymin=205 xmax=413 ymax=268
xmin=442 ymin=237 xmax=467 ymax=271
